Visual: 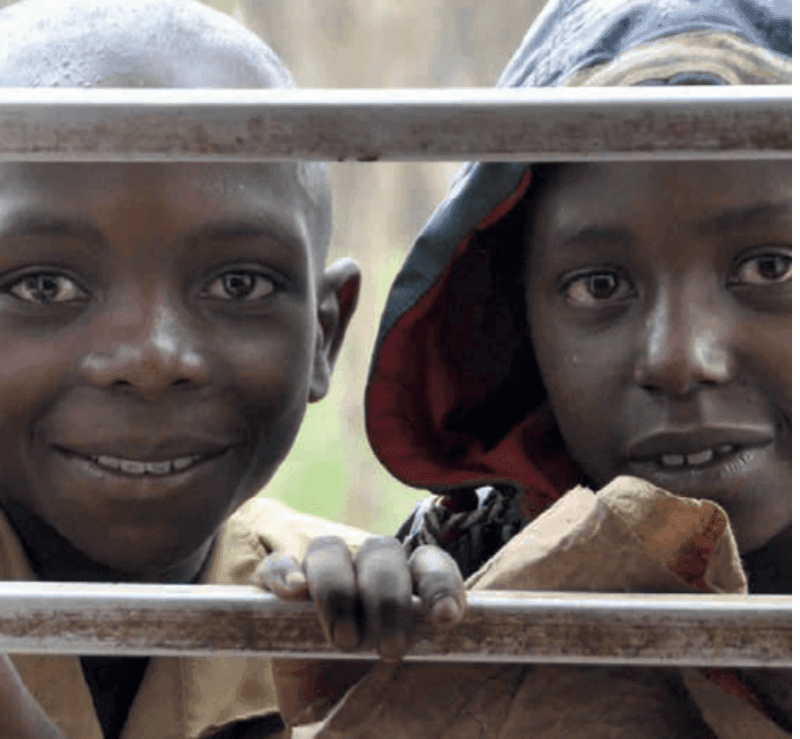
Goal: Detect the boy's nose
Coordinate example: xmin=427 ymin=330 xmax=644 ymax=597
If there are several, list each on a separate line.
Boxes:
xmin=633 ymin=289 xmax=734 ymax=397
xmin=80 ymin=300 xmax=210 ymax=397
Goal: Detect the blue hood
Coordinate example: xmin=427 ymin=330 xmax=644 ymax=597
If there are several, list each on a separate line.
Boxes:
xmin=365 ymin=0 xmax=791 ymax=516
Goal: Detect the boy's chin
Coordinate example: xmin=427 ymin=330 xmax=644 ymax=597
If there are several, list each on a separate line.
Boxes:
xmin=41 ymin=502 xmax=225 ymax=583
xmin=68 ymin=527 xmax=219 ymax=584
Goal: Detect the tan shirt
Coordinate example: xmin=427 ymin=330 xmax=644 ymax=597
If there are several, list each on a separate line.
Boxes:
xmin=0 ymin=497 xmax=370 ymax=739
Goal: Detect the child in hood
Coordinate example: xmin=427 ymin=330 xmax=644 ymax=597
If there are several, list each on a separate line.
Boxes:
xmin=270 ymin=0 xmax=791 ymax=736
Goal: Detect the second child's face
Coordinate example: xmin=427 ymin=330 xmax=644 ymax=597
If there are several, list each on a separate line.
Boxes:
xmin=0 ymin=162 xmax=344 ymax=578
xmin=526 ymin=161 xmax=790 ymax=554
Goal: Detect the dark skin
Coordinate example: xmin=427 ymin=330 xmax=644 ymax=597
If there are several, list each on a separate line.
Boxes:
xmin=271 ymin=161 xmax=791 ymax=617
xmin=0 ymin=158 xmax=362 ymax=739
xmin=268 ymin=161 xmax=792 ymax=628
xmin=0 ymin=161 xmax=351 ymax=581
xmin=267 ymin=160 xmax=791 ymax=733
xmin=0 ymin=153 xmax=464 ymax=739
xmin=525 ymin=160 xmax=791 ymax=591
xmin=0 ymin=1 xmax=466 ymax=737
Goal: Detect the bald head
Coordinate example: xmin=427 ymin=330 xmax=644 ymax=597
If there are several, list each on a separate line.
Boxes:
xmin=0 ymin=0 xmax=332 ymax=262
xmin=0 ymin=0 xmax=292 ymax=89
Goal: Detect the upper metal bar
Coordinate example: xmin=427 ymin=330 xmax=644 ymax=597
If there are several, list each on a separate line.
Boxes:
xmin=0 ymin=583 xmax=789 ymax=667
xmin=0 ymin=86 xmax=789 ymax=162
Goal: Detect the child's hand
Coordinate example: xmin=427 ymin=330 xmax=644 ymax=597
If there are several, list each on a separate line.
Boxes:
xmin=257 ymin=536 xmax=465 ymax=662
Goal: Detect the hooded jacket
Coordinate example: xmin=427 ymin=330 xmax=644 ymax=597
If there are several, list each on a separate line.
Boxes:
xmin=361 ymin=0 xmax=791 ymax=577
xmin=308 ymin=1 xmax=793 ymax=736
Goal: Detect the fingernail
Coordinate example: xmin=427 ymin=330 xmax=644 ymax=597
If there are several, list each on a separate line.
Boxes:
xmin=332 ymin=621 xmax=359 ymax=651
xmin=431 ymin=596 xmax=463 ymax=624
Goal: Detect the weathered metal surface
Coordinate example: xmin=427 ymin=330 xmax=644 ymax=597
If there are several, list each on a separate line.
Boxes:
xmin=0 ymin=583 xmax=789 ymax=667
xmin=0 ymin=86 xmax=789 ymax=162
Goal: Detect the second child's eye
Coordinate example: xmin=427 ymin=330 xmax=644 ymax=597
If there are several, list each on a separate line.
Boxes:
xmin=563 ymin=270 xmax=633 ymax=305
xmin=732 ymin=252 xmax=791 ymax=286
xmin=202 ymin=271 xmax=277 ymax=301
xmin=7 ymin=273 xmax=87 ymax=304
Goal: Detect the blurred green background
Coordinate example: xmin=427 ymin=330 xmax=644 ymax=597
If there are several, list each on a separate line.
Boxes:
xmin=215 ymin=0 xmax=549 ymax=534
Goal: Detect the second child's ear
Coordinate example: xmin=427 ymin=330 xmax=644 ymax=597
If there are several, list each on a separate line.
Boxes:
xmin=309 ymin=258 xmax=361 ymax=402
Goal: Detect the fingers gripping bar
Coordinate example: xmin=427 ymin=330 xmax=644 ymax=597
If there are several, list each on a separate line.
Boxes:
xmin=0 ymin=583 xmax=789 ymax=667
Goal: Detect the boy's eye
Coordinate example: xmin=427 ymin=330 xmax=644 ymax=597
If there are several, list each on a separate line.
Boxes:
xmin=7 ymin=273 xmax=87 ymax=304
xmin=732 ymin=252 xmax=791 ymax=286
xmin=202 ymin=270 xmax=277 ymax=301
xmin=563 ymin=270 xmax=633 ymax=305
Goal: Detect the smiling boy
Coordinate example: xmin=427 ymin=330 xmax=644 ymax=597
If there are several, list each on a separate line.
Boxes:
xmin=271 ymin=0 xmax=791 ymax=736
xmin=0 ymin=2 xmax=466 ymax=738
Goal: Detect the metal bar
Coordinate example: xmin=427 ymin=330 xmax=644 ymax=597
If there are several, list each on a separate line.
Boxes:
xmin=0 ymin=583 xmax=789 ymax=667
xmin=0 ymin=86 xmax=789 ymax=162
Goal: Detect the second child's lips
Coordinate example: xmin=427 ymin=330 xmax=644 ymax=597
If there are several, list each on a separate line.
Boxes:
xmin=627 ymin=424 xmax=773 ymax=462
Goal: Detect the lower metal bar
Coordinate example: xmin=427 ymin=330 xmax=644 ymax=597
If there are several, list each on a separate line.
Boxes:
xmin=0 ymin=583 xmax=789 ymax=667
xmin=0 ymin=86 xmax=789 ymax=162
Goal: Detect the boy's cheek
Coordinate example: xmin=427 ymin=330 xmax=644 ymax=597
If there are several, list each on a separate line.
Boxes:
xmin=740 ymin=322 xmax=791 ymax=416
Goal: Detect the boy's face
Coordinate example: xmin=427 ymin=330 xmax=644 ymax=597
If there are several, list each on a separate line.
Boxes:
xmin=526 ymin=161 xmax=790 ymax=554
xmin=0 ymin=162 xmax=356 ymax=578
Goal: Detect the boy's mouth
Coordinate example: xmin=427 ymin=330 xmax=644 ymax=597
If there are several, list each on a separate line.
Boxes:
xmin=651 ymin=444 xmax=739 ymax=470
xmin=86 ymin=453 xmax=207 ymax=476
xmin=627 ymin=425 xmax=773 ymax=465
xmin=624 ymin=424 xmax=775 ymax=493
xmin=54 ymin=446 xmax=231 ymax=478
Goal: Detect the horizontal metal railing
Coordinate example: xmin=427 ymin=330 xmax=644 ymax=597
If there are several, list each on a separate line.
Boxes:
xmin=0 ymin=87 xmax=790 ymax=667
xmin=0 ymin=583 xmax=790 ymax=667
xmin=0 ymin=85 xmax=789 ymax=162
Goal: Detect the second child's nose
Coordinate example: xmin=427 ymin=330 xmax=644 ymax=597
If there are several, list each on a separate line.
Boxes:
xmin=81 ymin=299 xmax=210 ymax=397
xmin=633 ymin=289 xmax=735 ymax=397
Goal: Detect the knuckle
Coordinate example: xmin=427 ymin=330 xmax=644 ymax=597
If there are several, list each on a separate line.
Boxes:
xmin=355 ymin=537 xmax=406 ymax=573
xmin=411 ymin=544 xmax=458 ymax=568
xmin=360 ymin=535 xmax=404 ymax=552
xmin=306 ymin=535 xmax=350 ymax=556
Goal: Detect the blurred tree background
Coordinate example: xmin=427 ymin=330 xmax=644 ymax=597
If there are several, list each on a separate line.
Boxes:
xmin=220 ymin=0 xmax=551 ymax=534
xmin=0 ymin=0 xmax=548 ymax=533
xmin=226 ymin=0 xmax=554 ymax=534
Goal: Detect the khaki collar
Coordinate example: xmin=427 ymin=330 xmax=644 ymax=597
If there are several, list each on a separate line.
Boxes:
xmin=2 ymin=498 xmax=365 ymax=739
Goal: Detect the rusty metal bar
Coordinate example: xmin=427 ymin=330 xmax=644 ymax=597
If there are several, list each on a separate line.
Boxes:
xmin=0 ymin=85 xmax=789 ymax=162
xmin=0 ymin=583 xmax=789 ymax=667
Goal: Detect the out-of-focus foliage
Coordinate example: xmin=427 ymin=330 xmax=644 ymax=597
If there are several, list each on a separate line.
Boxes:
xmin=0 ymin=0 xmax=548 ymax=534
xmin=231 ymin=0 xmax=549 ymax=534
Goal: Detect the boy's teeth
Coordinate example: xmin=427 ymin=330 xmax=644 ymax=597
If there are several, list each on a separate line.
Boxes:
xmin=97 ymin=455 xmax=122 ymax=470
xmin=148 ymin=460 xmax=173 ymax=474
xmin=120 ymin=460 xmax=146 ymax=474
xmin=91 ymin=454 xmax=201 ymax=475
xmin=658 ymin=446 xmax=734 ymax=469
xmin=686 ymin=449 xmax=714 ymax=466
xmin=171 ymin=456 xmax=196 ymax=471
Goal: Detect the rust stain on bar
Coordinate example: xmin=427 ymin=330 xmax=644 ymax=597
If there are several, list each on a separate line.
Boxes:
xmin=0 ymin=86 xmax=789 ymax=162
xmin=0 ymin=586 xmax=789 ymax=667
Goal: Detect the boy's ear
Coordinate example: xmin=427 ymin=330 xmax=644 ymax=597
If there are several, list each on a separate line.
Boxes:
xmin=309 ymin=258 xmax=361 ymax=403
